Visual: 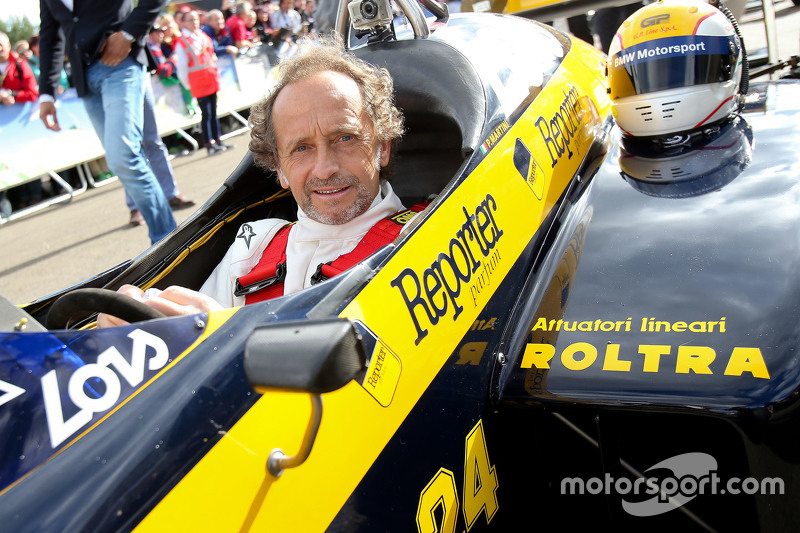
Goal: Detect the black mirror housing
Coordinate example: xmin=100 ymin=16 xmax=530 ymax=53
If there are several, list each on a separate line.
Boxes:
xmin=244 ymin=318 xmax=367 ymax=394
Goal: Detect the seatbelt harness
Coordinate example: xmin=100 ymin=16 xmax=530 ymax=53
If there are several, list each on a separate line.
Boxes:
xmin=235 ymin=203 xmax=427 ymax=304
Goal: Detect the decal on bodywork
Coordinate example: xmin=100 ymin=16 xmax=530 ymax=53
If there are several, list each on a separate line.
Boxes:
xmin=521 ymin=314 xmax=769 ymax=380
xmin=0 ymin=315 xmax=211 ymax=493
xmin=416 ymin=419 xmax=499 ymax=532
xmin=513 ymin=139 xmax=546 ymax=199
xmin=354 ymin=321 xmax=402 ymax=407
xmin=390 ymin=193 xmax=504 ymax=346
xmin=521 ymin=336 xmax=770 ymax=378
xmin=478 ymin=120 xmax=510 ymax=156
xmin=535 ymin=86 xmax=587 ymax=168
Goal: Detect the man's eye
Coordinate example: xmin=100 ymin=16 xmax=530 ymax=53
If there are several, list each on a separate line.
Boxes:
xmin=294 ymin=145 xmax=307 ymax=153
xmin=339 ymin=135 xmax=353 ymax=142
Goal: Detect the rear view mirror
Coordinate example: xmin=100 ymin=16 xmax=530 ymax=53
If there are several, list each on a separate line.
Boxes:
xmin=244 ymin=318 xmax=367 ymax=394
xmin=244 ymin=318 xmax=367 ymax=476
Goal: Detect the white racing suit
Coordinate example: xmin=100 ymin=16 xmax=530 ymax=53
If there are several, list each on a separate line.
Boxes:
xmin=200 ymin=180 xmax=404 ymax=307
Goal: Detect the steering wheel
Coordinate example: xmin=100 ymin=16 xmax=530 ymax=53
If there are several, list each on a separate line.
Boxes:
xmin=45 ymin=288 xmax=166 ymax=329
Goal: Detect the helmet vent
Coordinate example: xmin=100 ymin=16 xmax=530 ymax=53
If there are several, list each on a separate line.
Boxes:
xmin=636 ymin=105 xmax=653 ymax=122
xmin=671 ymin=167 xmax=689 ymax=179
xmin=661 ymin=100 xmax=681 ymax=120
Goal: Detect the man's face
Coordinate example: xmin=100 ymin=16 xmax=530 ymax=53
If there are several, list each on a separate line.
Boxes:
xmin=149 ymin=30 xmax=164 ymax=44
xmin=0 ymin=36 xmax=10 ymax=63
xmin=272 ymin=70 xmax=390 ymax=225
xmin=184 ymin=11 xmax=200 ymax=32
xmin=280 ymin=0 xmax=292 ymax=12
xmin=210 ymin=12 xmax=225 ymax=30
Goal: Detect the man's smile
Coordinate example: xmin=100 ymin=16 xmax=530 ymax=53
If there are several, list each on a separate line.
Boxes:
xmin=315 ymin=186 xmax=351 ymax=196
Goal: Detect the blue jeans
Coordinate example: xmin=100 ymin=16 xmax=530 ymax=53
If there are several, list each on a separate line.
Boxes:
xmin=125 ymin=77 xmax=180 ymax=212
xmin=83 ymin=57 xmax=176 ymax=244
xmin=197 ymin=93 xmax=220 ymax=146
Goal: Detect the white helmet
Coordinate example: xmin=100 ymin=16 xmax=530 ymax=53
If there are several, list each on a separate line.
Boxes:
xmin=607 ymin=0 xmax=746 ymax=138
xmin=619 ymin=116 xmax=753 ymax=197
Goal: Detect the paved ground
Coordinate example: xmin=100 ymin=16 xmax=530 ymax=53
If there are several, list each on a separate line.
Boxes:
xmin=1 ymin=2 xmax=798 ymax=305
xmin=0 ymin=140 xmax=251 ymax=304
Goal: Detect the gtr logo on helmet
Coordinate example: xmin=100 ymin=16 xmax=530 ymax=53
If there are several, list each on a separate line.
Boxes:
xmin=641 ymin=13 xmax=670 ymax=27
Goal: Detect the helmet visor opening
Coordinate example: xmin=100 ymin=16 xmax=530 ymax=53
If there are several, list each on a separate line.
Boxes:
xmin=609 ymin=35 xmax=738 ymax=100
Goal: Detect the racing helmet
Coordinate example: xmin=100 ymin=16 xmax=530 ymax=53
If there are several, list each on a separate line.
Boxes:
xmin=618 ymin=115 xmax=753 ymax=198
xmin=607 ymin=0 xmax=746 ymax=138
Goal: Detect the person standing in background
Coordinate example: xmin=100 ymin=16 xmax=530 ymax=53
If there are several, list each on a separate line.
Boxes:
xmin=202 ymin=10 xmax=239 ymax=57
xmin=156 ymin=13 xmax=182 ymax=59
xmin=37 ymin=0 xmax=177 ymax=244
xmin=175 ymin=10 xmax=233 ymax=156
xmin=126 ymin=70 xmax=196 ymax=227
xmin=270 ymin=0 xmax=303 ymax=36
xmin=0 ymin=31 xmax=41 ymax=215
xmin=0 ymin=32 xmax=38 ymax=105
xmin=226 ymin=2 xmax=256 ymax=49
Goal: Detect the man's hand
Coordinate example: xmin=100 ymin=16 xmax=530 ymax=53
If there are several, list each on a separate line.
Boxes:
xmin=225 ymin=45 xmax=239 ymax=56
xmin=99 ymin=31 xmax=133 ymax=66
xmin=97 ymin=284 xmax=224 ymax=328
xmin=39 ymin=101 xmax=60 ymax=131
xmin=0 ymin=90 xmax=14 ymax=106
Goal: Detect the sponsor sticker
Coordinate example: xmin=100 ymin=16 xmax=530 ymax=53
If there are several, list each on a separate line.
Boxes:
xmin=355 ymin=321 xmax=402 ymax=407
xmin=611 ymin=35 xmax=733 ymax=70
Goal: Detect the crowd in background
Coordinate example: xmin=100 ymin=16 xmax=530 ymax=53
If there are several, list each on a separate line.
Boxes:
xmin=0 ymin=1 xmax=319 ymax=220
xmin=0 ymin=0 xmax=661 ymax=221
xmin=2 ymin=0 xmax=318 ymax=107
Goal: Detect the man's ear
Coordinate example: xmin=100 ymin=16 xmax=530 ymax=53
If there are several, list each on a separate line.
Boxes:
xmin=277 ymin=168 xmax=289 ymax=189
xmin=379 ymin=139 xmax=391 ymax=167
xmin=271 ymin=156 xmax=289 ymax=189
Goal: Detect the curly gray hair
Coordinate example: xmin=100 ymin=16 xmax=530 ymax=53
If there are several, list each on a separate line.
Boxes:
xmin=248 ymin=34 xmax=404 ymax=181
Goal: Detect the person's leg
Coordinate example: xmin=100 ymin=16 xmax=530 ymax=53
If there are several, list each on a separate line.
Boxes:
xmin=209 ymin=92 xmax=221 ymax=143
xmin=142 ymin=78 xmax=180 ymax=200
xmin=126 ymin=79 xmax=194 ymax=213
xmin=197 ymin=95 xmax=213 ymax=150
xmin=84 ymin=57 xmax=176 ymax=244
xmin=210 ymin=92 xmax=233 ymax=150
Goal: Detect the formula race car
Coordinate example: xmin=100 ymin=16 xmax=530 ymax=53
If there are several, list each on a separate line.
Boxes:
xmin=1 ymin=0 xmax=798 ymax=530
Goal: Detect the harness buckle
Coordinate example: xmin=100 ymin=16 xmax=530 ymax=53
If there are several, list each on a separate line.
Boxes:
xmin=310 ymin=262 xmax=331 ymax=285
xmin=234 ymin=262 xmax=287 ymax=297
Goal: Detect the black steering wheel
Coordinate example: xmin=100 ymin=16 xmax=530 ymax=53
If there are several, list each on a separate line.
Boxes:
xmin=45 ymin=288 xmax=166 ymax=329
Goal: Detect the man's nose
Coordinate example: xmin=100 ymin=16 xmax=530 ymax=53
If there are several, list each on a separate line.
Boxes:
xmin=312 ymin=145 xmax=339 ymax=180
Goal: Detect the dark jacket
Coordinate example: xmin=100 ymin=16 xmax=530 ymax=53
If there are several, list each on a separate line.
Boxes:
xmin=201 ymin=24 xmax=235 ymax=57
xmin=38 ymin=0 xmax=167 ymax=98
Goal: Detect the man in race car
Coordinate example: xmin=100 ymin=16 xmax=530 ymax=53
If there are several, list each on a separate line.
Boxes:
xmin=99 ymin=35 xmax=411 ymax=326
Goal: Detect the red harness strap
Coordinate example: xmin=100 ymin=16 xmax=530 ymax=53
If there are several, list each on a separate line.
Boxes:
xmin=234 ymin=225 xmax=292 ymax=304
xmin=237 ymin=203 xmax=428 ymax=304
xmin=310 ymin=203 xmax=428 ymax=284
